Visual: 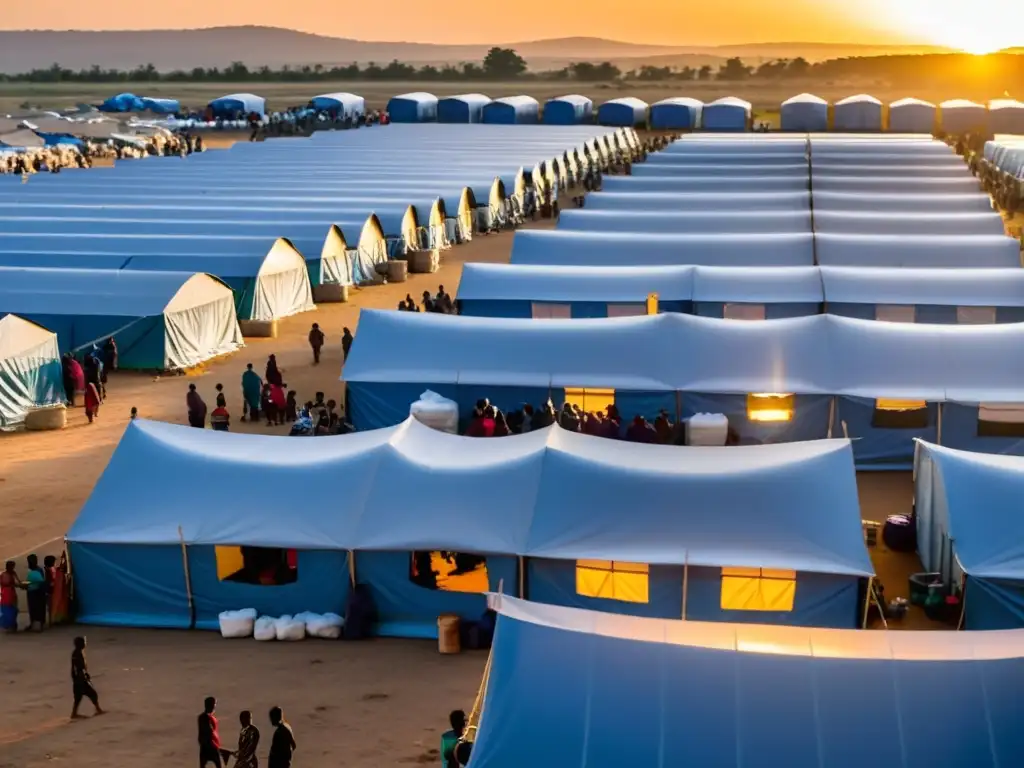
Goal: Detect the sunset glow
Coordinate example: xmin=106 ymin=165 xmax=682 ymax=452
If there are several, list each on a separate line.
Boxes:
xmin=878 ymin=0 xmax=1023 ymax=54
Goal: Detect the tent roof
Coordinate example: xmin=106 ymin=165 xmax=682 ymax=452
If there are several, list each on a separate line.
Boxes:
xmin=707 ymin=97 xmax=752 ymax=109
xmin=836 ymin=94 xmax=882 ymax=106
xmin=0 ymin=313 xmax=57 ymax=359
xmin=782 ymin=93 xmax=827 ymax=106
xmin=917 ymin=442 xmax=1024 ymax=580
xmin=692 ymin=266 xmax=822 ymax=302
xmin=941 ymin=99 xmax=985 ymax=109
xmin=488 ymin=95 xmax=539 ymax=107
xmin=890 ymin=97 xmax=936 ymax=108
xmin=438 ymin=93 xmax=490 ymax=105
xmin=601 ymin=97 xmax=649 ymax=109
xmin=457 ymin=263 xmax=694 ymax=302
xmin=548 ymin=94 xmax=592 ymax=106
xmin=821 ymin=266 xmax=1024 ymax=307
xmin=345 ymin=310 xmax=1024 ymax=402
xmin=651 ymin=97 xmax=703 ymax=108
xmin=990 ymin=99 xmax=1024 ymax=111
xmin=389 ymin=92 xmax=437 ymax=103
xmin=474 ymin=594 xmax=1024 ymax=768
xmin=311 ymin=92 xmax=363 ymax=105
xmin=68 ymin=417 xmax=871 ymax=575
xmin=0 ymin=267 xmax=228 ymax=317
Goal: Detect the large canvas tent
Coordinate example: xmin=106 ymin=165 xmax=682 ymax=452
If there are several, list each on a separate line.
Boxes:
xmin=0 ymin=235 xmax=315 ymax=322
xmin=583 ymin=191 xmax=810 ymax=213
xmin=649 ymin=97 xmax=703 ymax=130
xmin=915 ymin=442 xmax=1024 ymax=628
xmin=814 ymin=234 xmax=1021 ymax=268
xmin=989 ymin=100 xmax=1024 ymax=134
xmin=700 ymin=97 xmax=752 ymax=132
xmin=812 ymin=191 xmax=994 ymax=214
xmin=309 ymin=92 xmax=365 ymax=119
xmin=68 ymin=418 xmax=870 ymax=632
xmin=601 ymin=175 xmax=810 ymax=194
xmin=0 ymin=314 xmax=63 ymax=429
xmin=386 ymin=93 xmax=439 ymax=123
xmin=481 ymin=96 xmax=539 ymax=125
xmin=780 ymin=93 xmax=828 ymax=132
xmin=812 ymin=211 xmax=1005 ymax=237
xmin=343 ymin=310 xmax=1024 ymax=464
xmin=940 ymin=99 xmax=988 ymax=133
xmin=543 ymin=95 xmax=594 ymax=126
xmin=471 ymin=595 xmax=1024 ymax=768
xmin=597 ymin=98 xmax=648 ymax=127
xmin=510 ymin=230 xmax=816 ymax=267
xmin=833 ymin=94 xmax=883 ymax=132
xmin=208 ymin=93 xmax=265 ymax=118
xmin=888 ymin=98 xmax=937 ymax=132
xmin=0 ymin=268 xmax=243 ymax=369
xmin=557 ymin=209 xmax=813 ymax=235
xmin=437 ymin=94 xmax=491 ymax=123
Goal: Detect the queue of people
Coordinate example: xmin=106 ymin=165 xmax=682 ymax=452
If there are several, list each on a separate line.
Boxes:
xmin=60 ymin=338 xmax=117 ymax=424
xmin=396 ymin=285 xmax=456 ymax=314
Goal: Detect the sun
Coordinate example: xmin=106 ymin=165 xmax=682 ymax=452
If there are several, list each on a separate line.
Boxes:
xmin=880 ymin=0 xmax=1023 ymax=55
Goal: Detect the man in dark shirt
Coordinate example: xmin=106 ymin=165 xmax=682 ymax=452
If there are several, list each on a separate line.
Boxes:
xmin=198 ymin=696 xmax=225 ymax=767
xmin=341 ymin=328 xmax=354 ymax=362
xmin=268 ymin=706 xmax=296 ymax=768
xmin=70 ymin=636 xmax=104 ymax=719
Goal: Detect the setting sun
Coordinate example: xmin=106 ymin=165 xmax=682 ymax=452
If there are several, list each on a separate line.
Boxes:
xmin=878 ymin=0 xmax=1023 ymax=54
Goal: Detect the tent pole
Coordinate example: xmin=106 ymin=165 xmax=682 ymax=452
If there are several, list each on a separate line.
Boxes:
xmin=870 ymin=580 xmax=888 ymax=630
xmin=827 ymin=396 xmax=836 ymax=439
xmin=178 ymin=526 xmax=195 ymax=630
xmin=63 ymin=536 xmax=75 ymax=607
xmin=861 ymin=576 xmax=873 ymax=629
xmin=517 ymin=556 xmax=525 ymax=598
xmin=347 ymin=550 xmax=356 ymax=587
xmin=957 ymin=574 xmax=968 ymax=631
xmin=936 ymin=403 xmax=944 ymax=446
xmin=681 ymin=552 xmax=689 ymax=621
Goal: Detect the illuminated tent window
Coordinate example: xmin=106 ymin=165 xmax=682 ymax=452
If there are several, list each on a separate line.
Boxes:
xmin=531 ymin=302 xmax=571 ymax=319
xmin=873 ymin=399 xmax=929 ymax=429
xmin=723 ymin=303 xmax=766 ymax=321
xmin=216 ymin=546 xmax=297 ymax=585
xmin=875 ymin=305 xmax=916 ymax=323
xmin=606 ymin=303 xmax=646 ymax=318
xmin=957 ymin=306 xmax=996 ymax=325
xmin=721 ymin=567 xmax=796 ymax=611
xmin=564 ymin=388 xmax=616 ymax=413
xmin=747 ymin=393 xmax=795 ymax=423
xmin=410 ymin=552 xmax=489 ymax=593
xmin=576 ymin=560 xmax=649 ymax=604
xmin=978 ymin=403 xmax=1024 ymax=437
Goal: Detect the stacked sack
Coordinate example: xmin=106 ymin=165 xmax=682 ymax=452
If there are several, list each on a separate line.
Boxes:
xmin=219 ymin=610 xmax=344 ymax=641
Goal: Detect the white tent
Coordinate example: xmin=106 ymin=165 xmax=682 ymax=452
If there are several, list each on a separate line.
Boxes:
xmin=0 ymin=314 xmax=63 ymax=429
xmin=888 ymin=98 xmax=936 ymax=133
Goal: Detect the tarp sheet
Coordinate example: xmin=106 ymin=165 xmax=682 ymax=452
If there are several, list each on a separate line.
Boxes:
xmin=0 ymin=313 xmax=63 ymax=429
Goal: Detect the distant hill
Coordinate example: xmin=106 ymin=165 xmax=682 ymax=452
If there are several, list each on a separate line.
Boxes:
xmin=0 ymin=26 xmax=973 ymax=75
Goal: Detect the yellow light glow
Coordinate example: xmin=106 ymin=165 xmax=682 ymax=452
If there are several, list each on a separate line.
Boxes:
xmin=876 ymin=399 xmax=927 ymax=411
xmin=880 ymin=0 xmax=1024 ymax=54
xmin=747 ymin=393 xmax=795 ymax=423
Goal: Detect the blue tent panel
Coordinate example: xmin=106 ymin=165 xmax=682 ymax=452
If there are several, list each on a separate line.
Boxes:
xmin=649 ymin=98 xmax=703 ymax=130
xmin=780 ymin=94 xmax=828 ymax=131
xmin=597 ymin=98 xmax=648 ymax=127
xmin=208 ymin=93 xmax=265 ymax=117
xmin=386 ymin=92 xmax=438 ymax=123
xmin=543 ymin=95 xmax=594 ymax=126
xmin=437 ymin=94 xmax=492 ymax=124
xmin=141 ymin=97 xmax=180 ymax=114
xmin=100 ymin=93 xmax=145 ymax=112
xmin=482 ymin=96 xmax=539 ymax=125
xmin=701 ymin=97 xmax=751 ymax=132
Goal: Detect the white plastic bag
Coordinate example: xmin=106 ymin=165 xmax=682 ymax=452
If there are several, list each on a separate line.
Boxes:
xmin=293 ymin=611 xmax=319 ymax=633
xmin=253 ymin=616 xmax=277 ymax=641
xmin=410 ymin=390 xmax=459 ymax=434
xmin=307 ymin=612 xmax=344 ymax=639
xmin=275 ymin=616 xmax=306 ymax=642
xmin=218 ymin=609 xmax=257 ymax=639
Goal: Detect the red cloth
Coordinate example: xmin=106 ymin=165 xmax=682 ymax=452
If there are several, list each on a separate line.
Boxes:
xmin=465 ymin=416 xmax=495 ymax=438
xmin=84 ymin=383 xmax=101 ymax=412
xmin=68 ymin=358 xmax=85 ymax=389
xmin=270 ymin=384 xmax=286 ymax=410
xmin=207 ymin=713 xmax=221 ymax=750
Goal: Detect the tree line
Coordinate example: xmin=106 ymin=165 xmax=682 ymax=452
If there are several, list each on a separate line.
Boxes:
xmin=0 ymin=47 xmax=1020 ymax=87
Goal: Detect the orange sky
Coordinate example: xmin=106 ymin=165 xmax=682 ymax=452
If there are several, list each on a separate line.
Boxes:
xmin=1 ymin=0 xmax=917 ymax=45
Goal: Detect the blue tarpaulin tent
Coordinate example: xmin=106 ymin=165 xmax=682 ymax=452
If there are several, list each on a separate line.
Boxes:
xmin=543 ymin=95 xmax=594 ymax=126
xmin=208 ymin=93 xmax=265 ymax=118
xmin=472 ymin=595 xmax=1024 ymax=768
xmin=343 ymin=311 xmax=1024 ymax=464
xmin=597 ymin=98 xmax=648 ymax=127
xmin=781 ymin=93 xmax=828 ymax=132
xmin=68 ymin=418 xmax=870 ymax=632
xmin=386 ymin=92 xmax=438 ymax=123
xmin=0 ymin=314 xmax=63 ymax=429
xmin=812 ymin=191 xmax=994 ymax=214
xmin=481 ymin=96 xmax=539 ymax=125
xmin=100 ymin=93 xmax=145 ymax=112
xmin=601 ymin=175 xmax=809 ymax=194
xmin=0 ymin=268 xmax=243 ymax=369
xmin=309 ymin=92 xmax=365 ymax=119
xmin=437 ymin=94 xmax=492 ymax=124
xmin=915 ymin=442 xmax=1024 ymax=628
xmin=940 ymin=99 xmax=988 ymax=134
xmin=141 ymin=97 xmax=180 ymax=114
xmin=649 ymin=97 xmax=703 ymax=130
xmin=812 ymin=210 xmax=1005 ymax=236
xmin=833 ymin=94 xmax=883 ymax=132
xmin=700 ymin=97 xmax=752 ymax=132
xmin=509 ymin=229 xmax=816 ymax=267
xmin=888 ymin=98 xmax=937 ymax=133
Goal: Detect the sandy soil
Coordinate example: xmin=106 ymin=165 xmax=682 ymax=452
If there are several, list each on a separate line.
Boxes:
xmin=0 ymin=187 xmax=944 ymax=765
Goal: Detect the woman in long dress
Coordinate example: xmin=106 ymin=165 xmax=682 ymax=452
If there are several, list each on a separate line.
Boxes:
xmin=0 ymin=561 xmax=23 ymax=633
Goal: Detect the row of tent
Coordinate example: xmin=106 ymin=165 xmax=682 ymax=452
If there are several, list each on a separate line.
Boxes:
xmin=457 ymin=263 xmax=1024 ymax=321
xmin=100 ymin=91 xmax=267 ymax=118
xmin=782 ymin=95 xmax=1024 ymax=133
xmin=985 ymin=135 xmax=1024 ymax=180
xmin=67 ymin=416 xmax=872 ymax=632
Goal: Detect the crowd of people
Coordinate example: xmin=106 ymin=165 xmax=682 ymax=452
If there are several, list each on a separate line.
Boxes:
xmin=463 ymin=398 xmax=679 ymax=444
xmin=185 ymin=353 xmax=354 ymax=437
xmin=198 ymin=696 xmax=296 ymax=768
xmin=1 ymin=553 xmax=70 ymax=634
xmin=397 ymin=285 xmax=457 ymax=314
xmin=60 ymin=337 xmax=117 ymax=424
xmin=0 ymin=131 xmax=203 ymax=175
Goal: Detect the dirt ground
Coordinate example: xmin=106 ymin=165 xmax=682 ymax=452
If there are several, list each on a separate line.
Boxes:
xmin=0 ymin=185 xmax=941 ymax=766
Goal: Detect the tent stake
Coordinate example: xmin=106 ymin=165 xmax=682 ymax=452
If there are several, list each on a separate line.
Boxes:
xmin=178 ymin=526 xmax=195 ymax=630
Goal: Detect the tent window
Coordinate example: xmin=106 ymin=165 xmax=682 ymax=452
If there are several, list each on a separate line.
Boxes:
xmin=410 ymin=552 xmax=489 ymax=593
xmin=873 ymin=399 xmax=929 ymax=429
xmin=747 ymin=393 xmax=795 ymax=423
xmin=957 ymin=306 xmax=996 ymax=325
xmin=606 ymin=303 xmax=646 ymax=318
xmin=724 ymin=303 xmax=766 ymax=321
xmin=978 ymin=403 xmax=1024 ymax=437
xmin=721 ymin=567 xmax=796 ymax=611
xmin=531 ymin=303 xmax=571 ymax=319
xmin=576 ymin=560 xmax=649 ymax=604
xmin=216 ymin=546 xmax=297 ymax=585
xmin=564 ymin=388 xmax=615 ymax=413
xmin=875 ymin=305 xmax=916 ymax=323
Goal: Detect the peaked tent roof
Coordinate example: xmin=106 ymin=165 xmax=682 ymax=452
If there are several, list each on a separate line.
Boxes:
xmin=0 ymin=313 xmax=58 ymax=359
xmin=473 ymin=595 xmax=1024 ymax=768
xmin=68 ymin=418 xmax=871 ymax=575
xmin=916 ymin=441 xmax=1024 ymax=580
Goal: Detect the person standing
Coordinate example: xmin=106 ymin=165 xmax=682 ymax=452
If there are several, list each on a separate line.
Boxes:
xmin=84 ymin=381 xmax=101 ymax=424
xmin=70 ymin=636 xmax=104 ymax=718
xmin=25 ymin=554 xmax=46 ymax=631
xmin=61 ymin=353 xmax=77 ymax=406
xmin=187 ymin=384 xmax=207 ymax=429
xmin=198 ymin=696 xmax=225 ymax=767
xmin=268 ymin=706 xmax=296 ymax=768
xmin=241 ymin=363 xmax=262 ymax=423
xmin=0 ymin=561 xmax=22 ymax=634
xmin=265 ymin=355 xmax=283 ymax=388
xmin=308 ymin=323 xmax=325 ymax=364
xmin=233 ymin=710 xmax=260 ymax=768
xmin=341 ymin=328 xmax=354 ymax=362
xmin=441 ymin=710 xmax=466 ymax=768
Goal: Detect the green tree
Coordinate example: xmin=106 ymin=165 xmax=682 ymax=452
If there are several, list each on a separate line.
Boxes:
xmin=717 ymin=57 xmax=753 ymax=80
xmin=483 ymin=47 xmax=527 ymax=78
xmin=697 ymin=65 xmax=713 ymax=80
xmin=786 ymin=57 xmax=811 ymax=77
